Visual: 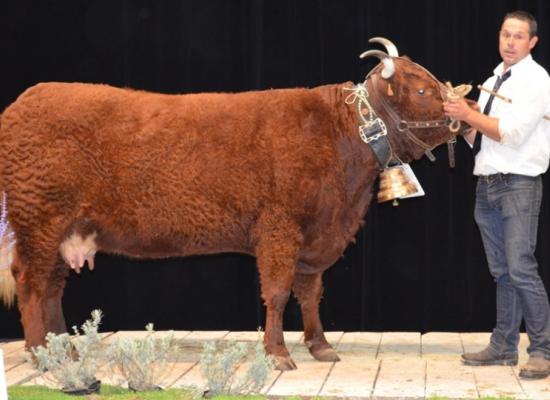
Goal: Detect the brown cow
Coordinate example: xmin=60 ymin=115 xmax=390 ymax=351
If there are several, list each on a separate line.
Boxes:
xmin=0 ymin=38 xmax=467 ymax=370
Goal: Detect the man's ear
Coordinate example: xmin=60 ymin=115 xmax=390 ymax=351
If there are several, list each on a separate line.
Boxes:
xmin=529 ymin=35 xmax=538 ymax=50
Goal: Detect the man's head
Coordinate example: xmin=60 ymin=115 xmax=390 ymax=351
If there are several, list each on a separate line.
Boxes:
xmin=499 ymin=11 xmax=538 ymax=69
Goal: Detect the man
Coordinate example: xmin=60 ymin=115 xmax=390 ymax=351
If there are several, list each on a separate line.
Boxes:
xmin=444 ymin=10 xmax=550 ymax=379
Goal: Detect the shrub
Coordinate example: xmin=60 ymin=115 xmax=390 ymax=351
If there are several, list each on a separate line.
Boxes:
xmin=30 ymin=309 xmax=103 ymax=392
xmin=199 ymin=334 xmax=274 ymax=396
xmin=108 ymin=323 xmax=181 ymax=391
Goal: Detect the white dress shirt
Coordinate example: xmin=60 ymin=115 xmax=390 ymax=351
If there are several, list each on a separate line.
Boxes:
xmin=475 ymin=54 xmax=550 ymax=176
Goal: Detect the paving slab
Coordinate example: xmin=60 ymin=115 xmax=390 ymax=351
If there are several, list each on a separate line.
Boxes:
xmin=372 ymin=358 xmax=425 ymax=398
xmin=335 ymin=331 xmax=381 ymax=358
xmin=473 ymin=365 xmax=525 ymax=399
xmin=378 ymin=331 xmax=421 ymax=358
xmin=5 ymin=362 xmax=39 ymax=386
xmin=422 ymin=331 xmax=463 ymax=360
xmin=425 ymin=359 xmax=478 ymax=399
xmin=516 ymin=370 xmax=550 ymax=400
xmin=1 ymin=339 xmax=27 ymax=374
xmin=0 ymin=340 xmax=24 ymax=356
xmin=267 ymin=359 xmax=333 ymax=397
xmin=460 ymin=331 xmax=491 ymax=353
xmin=2 ymin=350 xmax=27 ymax=372
xmin=319 ymin=357 xmax=379 ymax=398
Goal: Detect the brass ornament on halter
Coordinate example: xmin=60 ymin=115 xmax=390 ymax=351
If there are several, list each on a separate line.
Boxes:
xmin=377 ymin=167 xmax=417 ymax=204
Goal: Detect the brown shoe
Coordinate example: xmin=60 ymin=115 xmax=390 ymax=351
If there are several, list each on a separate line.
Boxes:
xmin=519 ymin=356 xmax=550 ymax=379
xmin=461 ymin=348 xmax=518 ymax=366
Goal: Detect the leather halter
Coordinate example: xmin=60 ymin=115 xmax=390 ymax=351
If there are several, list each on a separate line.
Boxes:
xmin=346 ymin=58 xmax=460 ymax=170
xmin=367 ymin=67 xmax=452 ymax=162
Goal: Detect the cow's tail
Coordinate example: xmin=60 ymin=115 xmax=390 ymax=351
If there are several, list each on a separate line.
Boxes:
xmin=0 ymin=192 xmax=16 ymax=308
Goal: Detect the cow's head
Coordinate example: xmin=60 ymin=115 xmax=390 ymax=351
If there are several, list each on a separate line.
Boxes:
xmin=358 ymin=38 xmax=471 ymax=164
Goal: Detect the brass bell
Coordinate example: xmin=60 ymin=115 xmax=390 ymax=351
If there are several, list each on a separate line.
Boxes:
xmin=377 ymin=166 xmax=418 ymax=204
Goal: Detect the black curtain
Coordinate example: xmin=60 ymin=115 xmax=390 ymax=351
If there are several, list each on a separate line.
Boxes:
xmin=1 ymin=0 xmax=550 ymax=338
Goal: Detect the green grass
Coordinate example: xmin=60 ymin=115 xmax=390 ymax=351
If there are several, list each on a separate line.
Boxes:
xmin=429 ymin=397 xmax=514 ymax=400
xmin=8 ymin=385 xmax=194 ymax=400
xmin=7 ymin=385 xmax=272 ymax=400
xmin=7 ymin=386 xmax=518 ymax=400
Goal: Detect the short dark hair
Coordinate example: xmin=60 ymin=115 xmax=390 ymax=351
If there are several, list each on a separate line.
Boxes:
xmin=503 ymin=10 xmax=538 ymax=38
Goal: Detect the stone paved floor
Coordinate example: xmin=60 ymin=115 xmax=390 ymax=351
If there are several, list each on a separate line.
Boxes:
xmin=3 ymin=331 xmax=550 ymax=399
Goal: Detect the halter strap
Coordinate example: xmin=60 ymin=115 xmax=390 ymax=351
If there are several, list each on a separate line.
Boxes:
xmin=368 ymin=73 xmax=440 ymax=161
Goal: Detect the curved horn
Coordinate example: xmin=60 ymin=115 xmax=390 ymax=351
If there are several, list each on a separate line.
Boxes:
xmin=368 ymin=37 xmax=399 ymax=57
xmin=359 ymin=50 xmax=395 ymax=79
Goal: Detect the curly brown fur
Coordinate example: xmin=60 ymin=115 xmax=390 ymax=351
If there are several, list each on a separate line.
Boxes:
xmin=0 ymin=56 xmax=468 ymax=368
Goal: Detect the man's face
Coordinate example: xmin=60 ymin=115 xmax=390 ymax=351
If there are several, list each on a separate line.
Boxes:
xmin=499 ymin=17 xmax=538 ymax=69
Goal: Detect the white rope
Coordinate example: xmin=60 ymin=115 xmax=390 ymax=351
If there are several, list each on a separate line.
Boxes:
xmin=444 ymin=81 xmax=472 ymax=133
xmin=343 ymin=83 xmax=376 ymax=125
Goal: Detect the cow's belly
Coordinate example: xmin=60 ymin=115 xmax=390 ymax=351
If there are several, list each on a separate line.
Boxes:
xmin=61 ymin=213 xmax=253 ymax=266
xmin=107 ymin=225 xmax=251 ymax=256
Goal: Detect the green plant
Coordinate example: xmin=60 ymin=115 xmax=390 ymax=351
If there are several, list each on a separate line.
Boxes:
xmin=8 ymin=384 xmax=195 ymax=399
xmin=108 ymin=323 xmax=181 ymax=391
xmin=199 ymin=335 xmax=274 ymax=396
xmin=30 ymin=309 xmax=103 ymax=392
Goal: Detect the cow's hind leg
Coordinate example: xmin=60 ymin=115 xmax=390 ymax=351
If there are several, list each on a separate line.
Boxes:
xmin=293 ymin=271 xmax=340 ymax=362
xmin=254 ymin=208 xmax=302 ymax=370
xmin=14 ymin=252 xmax=69 ymax=350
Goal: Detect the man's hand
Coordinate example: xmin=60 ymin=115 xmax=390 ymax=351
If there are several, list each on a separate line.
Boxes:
xmin=445 ymin=98 xmax=502 ymax=142
xmin=444 ymin=98 xmax=477 ymax=122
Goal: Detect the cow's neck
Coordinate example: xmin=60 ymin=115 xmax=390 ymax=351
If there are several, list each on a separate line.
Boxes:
xmin=301 ymin=83 xmax=379 ymax=268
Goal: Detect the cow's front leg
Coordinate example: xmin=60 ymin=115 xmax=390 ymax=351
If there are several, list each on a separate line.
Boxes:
xmin=15 ymin=259 xmax=69 ymax=350
xmin=293 ymin=271 xmax=340 ymax=362
xmin=254 ymin=209 xmax=302 ymax=371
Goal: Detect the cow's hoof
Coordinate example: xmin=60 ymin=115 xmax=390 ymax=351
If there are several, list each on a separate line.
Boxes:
xmin=311 ymin=347 xmax=340 ymax=362
xmin=273 ymin=355 xmax=297 ymax=371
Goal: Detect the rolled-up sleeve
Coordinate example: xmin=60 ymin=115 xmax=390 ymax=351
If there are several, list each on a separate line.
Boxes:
xmin=499 ymin=80 xmax=550 ymax=147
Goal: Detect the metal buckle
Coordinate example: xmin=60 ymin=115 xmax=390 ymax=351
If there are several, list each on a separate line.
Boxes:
xmin=359 ymin=118 xmax=388 ymax=144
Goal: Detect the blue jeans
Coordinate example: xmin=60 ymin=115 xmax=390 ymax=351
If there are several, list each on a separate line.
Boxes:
xmin=475 ymin=173 xmax=550 ymax=358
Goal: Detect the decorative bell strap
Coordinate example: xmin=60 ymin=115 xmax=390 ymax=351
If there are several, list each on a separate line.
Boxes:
xmin=359 ymin=119 xmax=392 ymax=169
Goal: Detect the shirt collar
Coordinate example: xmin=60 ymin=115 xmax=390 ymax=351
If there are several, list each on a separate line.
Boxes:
xmin=493 ymin=54 xmax=533 ymax=77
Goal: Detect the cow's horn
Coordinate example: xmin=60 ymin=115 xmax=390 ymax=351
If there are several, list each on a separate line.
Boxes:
xmin=359 ymin=50 xmax=395 ymax=79
xmin=369 ymin=37 xmax=399 ymax=57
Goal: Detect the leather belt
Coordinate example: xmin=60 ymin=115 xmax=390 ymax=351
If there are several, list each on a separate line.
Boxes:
xmin=477 ymin=173 xmax=538 ymax=183
xmin=477 ymin=173 xmax=507 ymax=183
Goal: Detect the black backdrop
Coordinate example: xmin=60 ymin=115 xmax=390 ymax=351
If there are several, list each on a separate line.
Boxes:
xmin=2 ymin=0 xmax=550 ymax=338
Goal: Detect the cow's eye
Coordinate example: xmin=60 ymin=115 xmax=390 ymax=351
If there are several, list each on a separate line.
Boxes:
xmin=418 ymin=89 xmax=425 ymax=96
